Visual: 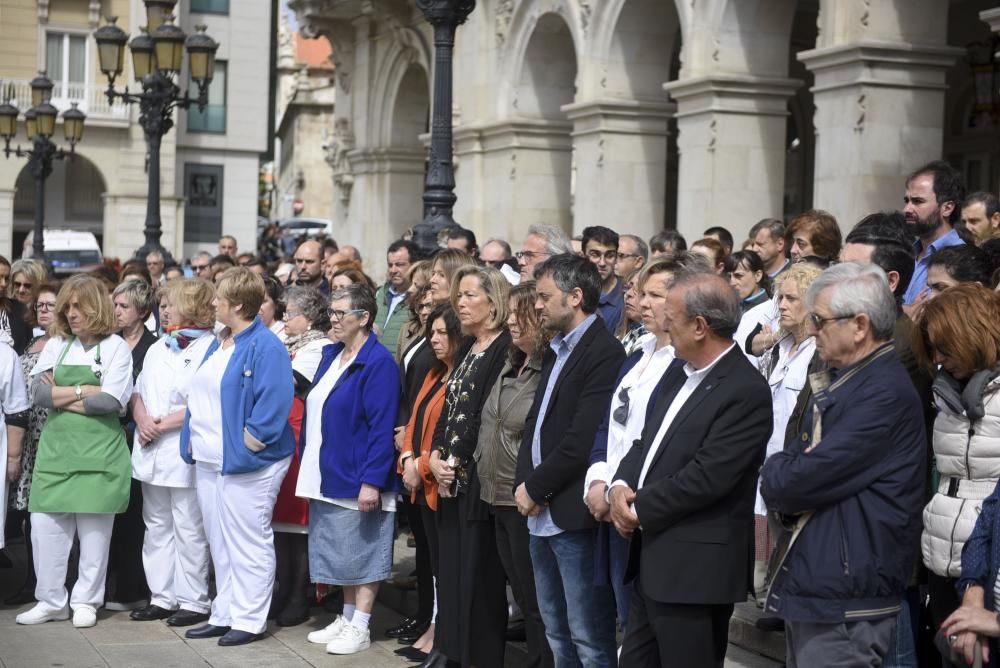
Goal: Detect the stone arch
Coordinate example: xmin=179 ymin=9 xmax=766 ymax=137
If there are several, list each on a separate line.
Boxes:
xmin=587 ymin=0 xmax=681 ymax=102
xmin=372 ymin=31 xmax=431 ymax=147
xmin=497 ymin=0 xmax=582 ymax=117
xmin=384 ymin=62 xmax=431 ymax=239
xmin=12 ymin=152 xmax=107 ymax=255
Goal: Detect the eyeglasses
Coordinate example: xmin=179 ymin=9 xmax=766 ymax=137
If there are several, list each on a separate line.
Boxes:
xmin=13 ymin=280 xmax=33 ymax=290
xmin=283 ymin=310 xmax=303 ymax=320
xmin=515 ymin=250 xmax=550 ymax=262
xmin=191 ymin=264 xmax=210 ymax=272
xmin=587 ymin=250 xmax=619 ymax=262
xmin=612 ymin=386 xmax=631 ymax=426
xmin=328 ymin=308 xmax=366 ymax=321
xmin=808 ymin=312 xmax=855 ymax=330
xmin=417 ymin=302 xmax=434 ymax=313
xmin=35 ymin=301 xmax=56 ymax=312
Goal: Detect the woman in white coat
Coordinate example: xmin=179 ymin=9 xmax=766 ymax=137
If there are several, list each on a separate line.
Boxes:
xmin=913 ymin=283 xmax=1000 ymax=630
xmin=128 ymin=278 xmax=216 ymax=627
xmin=752 ymin=262 xmax=822 ymax=601
xmin=0 ymin=341 xmax=30 ymax=554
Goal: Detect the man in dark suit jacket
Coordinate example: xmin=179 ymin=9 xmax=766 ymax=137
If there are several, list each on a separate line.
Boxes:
xmin=514 ymin=254 xmax=625 ymax=667
xmin=609 ymin=271 xmax=773 ymax=667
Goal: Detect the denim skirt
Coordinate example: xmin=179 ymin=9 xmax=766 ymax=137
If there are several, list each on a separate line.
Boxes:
xmin=308 ymin=500 xmax=394 ymax=585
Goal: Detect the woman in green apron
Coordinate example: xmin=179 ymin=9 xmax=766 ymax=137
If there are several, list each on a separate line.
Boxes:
xmin=15 ymin=274 xmax=133 ymax=629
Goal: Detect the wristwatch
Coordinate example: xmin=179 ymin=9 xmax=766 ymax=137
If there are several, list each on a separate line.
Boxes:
xmin=74 ymin=384 xmax=82 ymax=401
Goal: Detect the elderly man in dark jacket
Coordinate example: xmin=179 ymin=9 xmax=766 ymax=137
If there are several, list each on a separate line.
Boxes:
xmin=760 ymin=263 xmax=926 ymax=667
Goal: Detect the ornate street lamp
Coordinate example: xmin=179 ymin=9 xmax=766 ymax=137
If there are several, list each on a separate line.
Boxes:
xmin=0 ymin=73 xmax=86 ymax=267
xmin=411 ymin=0 xmax=475 ymax=257
xmin=93 ymin=6 xmax=218 ymax=262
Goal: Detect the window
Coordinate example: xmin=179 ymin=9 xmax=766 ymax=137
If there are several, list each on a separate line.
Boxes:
xmin=184 ymin=164 xmax=224 ymax=242
xmin=187 ymin=61 xmax=227 ymax=133
xmin=45 ymin=32 xmax=87 ymax=100
xmin=191 ymin=0 xmax=229 ymax=14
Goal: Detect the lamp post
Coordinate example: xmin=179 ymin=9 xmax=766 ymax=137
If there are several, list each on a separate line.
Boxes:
xmin=411 ymin=0 xmax=475 ymax=257
xmin=93 ymin=3 xmax=218 ymax=262
xmin=0 ymin=72 xmax=86 ymax=268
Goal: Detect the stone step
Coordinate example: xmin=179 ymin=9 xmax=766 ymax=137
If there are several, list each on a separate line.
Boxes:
xmin=729 ymin=601 xmax=787 ymax=664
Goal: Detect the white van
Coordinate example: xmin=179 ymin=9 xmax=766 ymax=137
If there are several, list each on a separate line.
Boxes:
xmin=23 ymin=230 xmax=104 ymax=275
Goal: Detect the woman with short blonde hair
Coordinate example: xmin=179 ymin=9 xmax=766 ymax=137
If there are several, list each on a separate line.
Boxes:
xmin=450 ymin=265 xmax=510 ymax=333
xmin=214 ymin=267 xmax=266 ymax=322
xmin=18 ymin=274 xmax=134 ymax=629
xmin=127 ymin=277 xmax=216 ymax=627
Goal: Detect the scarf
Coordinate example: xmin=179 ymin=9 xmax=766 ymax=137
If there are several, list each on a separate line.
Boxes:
xmin=285 ymin=328 xmax=328 ymax=357
xmin=163 ymin=325 xmax=213 ymax=352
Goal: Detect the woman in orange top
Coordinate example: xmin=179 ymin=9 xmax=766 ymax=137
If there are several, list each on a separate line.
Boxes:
xmin=397 ymin=304 xmax=465 ymax=662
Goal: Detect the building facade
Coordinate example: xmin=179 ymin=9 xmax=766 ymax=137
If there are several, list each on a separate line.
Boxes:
xmin=288 ymin=0 xmax=1000 ymax=264
xmin=0 ymin=0 xmax=273 ymax=263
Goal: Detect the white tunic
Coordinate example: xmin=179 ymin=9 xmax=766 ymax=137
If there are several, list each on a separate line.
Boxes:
xmin=735 ymin=297 xmax=781 ymax=365
xmin=0 ymin=343 xmax=30 ymax=550
xmin=754 ymin=335 xmax=816 ymax=515
xmin=296 ymin=350 xmax=397 ymax=512
xmin=31 ymin=335 xmax=134 ymax=413
xmin=132 ymin=335 xmax=215 ymax=487
xmin=187 ymin=343 xmax=235 ymax=470
xmin=291 ymin=337 xmax=330 ymax=382
xmin=584 ymin=335 xmax=675 ymax=495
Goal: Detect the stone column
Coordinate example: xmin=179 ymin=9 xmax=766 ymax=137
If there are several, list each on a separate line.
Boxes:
xmin=982 ymin=7 xmax=1000 ymax=34
xmin=562 ymin=99 xmax=673 ymax=240
xmin=348 ymin=147 xmax=426 ymax=263
xmin=800 ymin=41 xmax=961 ymax=227
xmin=664 ymin=74 xmax=801 ymax=243
xmin=0 ymin=189 xmax=14 ymax=258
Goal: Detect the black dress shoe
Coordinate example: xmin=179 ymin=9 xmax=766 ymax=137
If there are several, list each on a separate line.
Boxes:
xmin=754 ymin=616 xmax=785 ymax=632
xmin=397 ymin=620 xmax=431 ymax=644
xmin=130 ymin=604 xmax=175 ymax=621
xmin=418 ymin=648 xmax=453 ymax=668
xmin=396 ymin=646 xmax=429 ymax=662
xmin=167 ymin=609 xmax=211 ymax=627
xmin=387 ymin=616 xmax=421 ymax=638
xmin=185 ymin=623 xmax=230 ymax=639
xmin=218 ymin=629 xmax=265 ymax=646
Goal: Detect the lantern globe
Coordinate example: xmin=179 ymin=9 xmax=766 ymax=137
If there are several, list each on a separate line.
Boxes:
xmin=63 ymin=103 xmax=86 ymax=144
xmin=30 ymin=72 xmax=54 ymax=107
xmin=34 ymin=103 xmax=58 ymax=138
xmin=185 ymin=26 xmax=219 ymax=82
xmin=144 ymin=0 xmax=178 ymax=32
xmin=151 ymin=21 xmax=186 ymax=75
xmin=130 ymin=30 xmax=156 ymax=80
xmin=94 ymin=17 xmax=129 ymax=78
xmin=24 ymin=109 xmax=38 ymax=140
xmin=0 ymin=102 xmax=18 ymax=140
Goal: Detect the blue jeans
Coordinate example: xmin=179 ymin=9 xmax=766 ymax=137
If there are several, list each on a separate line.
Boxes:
xmin=530 ymin=531 xmax=618 ymax=668
xmin=882 ymin=593 xmax=917 ymax=668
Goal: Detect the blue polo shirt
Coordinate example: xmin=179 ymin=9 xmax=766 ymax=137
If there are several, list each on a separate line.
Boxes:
xmin=597 ymin=280 xmax=624 ymax=334
xmin=902 ymin=228 xmax=965 ymax=305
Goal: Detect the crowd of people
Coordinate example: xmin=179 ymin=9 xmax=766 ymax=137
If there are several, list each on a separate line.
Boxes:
xmin=2 ymin=158 xmax=1000 ymax=667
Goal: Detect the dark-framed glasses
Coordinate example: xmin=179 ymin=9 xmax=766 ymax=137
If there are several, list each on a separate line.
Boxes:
xmin=328 ymin=308 xmax=366 ymax=321
xmin=808 ymin=312 xmax=854 ymax=330
xmin=515 ymin=250 xmax=550 ymax=262
xmin=612 ymin=386 xmax=631 ymax=426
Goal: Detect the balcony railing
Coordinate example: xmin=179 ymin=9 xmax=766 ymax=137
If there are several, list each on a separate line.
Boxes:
xmin=4 ymin=79 xmax=129 ymax=122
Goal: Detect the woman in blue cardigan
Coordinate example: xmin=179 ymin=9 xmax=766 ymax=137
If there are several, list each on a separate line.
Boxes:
xmin=296 ymin=283 xmax=400 ymax=656
xmin=178 ymin=268 xmax=295 ymax=647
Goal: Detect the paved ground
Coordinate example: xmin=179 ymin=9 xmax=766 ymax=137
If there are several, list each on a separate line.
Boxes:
xmin=0 ymin=534 xmax=780 ymax=667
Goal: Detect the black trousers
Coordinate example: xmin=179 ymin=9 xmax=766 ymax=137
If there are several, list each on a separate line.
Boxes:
xmin=106 ymin=477 xmax=148 ymax=603
xmin=406 ymin=497 xmax=434 ymax=622
xmin=928 ymin=572 xmax=961 ymax=631
xmin=493 ymin=505 xmax=554 ymax=668
xmin=620 ymin=580 xmax=733 ymax=668
xmin=435 ymin=491 xmax=507 ymax=668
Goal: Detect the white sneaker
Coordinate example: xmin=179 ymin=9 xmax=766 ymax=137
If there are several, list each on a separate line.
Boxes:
xmin=307 ymin=615 xmax=346 ymax=644
xmin=325 ymin=622 xmax=371 ymax=655
xmin=72 ymin=607 xmax=97 ymax=628
xmin=16 ymin=604 xmax=70 ymax=625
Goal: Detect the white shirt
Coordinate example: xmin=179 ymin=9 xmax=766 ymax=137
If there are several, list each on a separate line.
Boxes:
xmin=296 ymin=350 xmax=397 ymax=512
xmin=636 ymin=344 xmax=735 ymax=488
xmin=735 ymin=298 xmax=780 ymax=364
xmin=31 ymin=335 xmax=134 ymax=414
xmin=187 ymin=342 xmax=235 ymax=470
xmin=584 ymin=335 xmax=674 ymax=498
xmin=291 ymin=338 xmax=330 ymax=382
xmin=0 ymin=342 xmax=30 ymax=549
xmin=753 ymin=335 xmax=815 ymax=515
xmin=269 ymin=319 xmax=286 ymax=343
xmin=131 ymin=335 xmax=215 ymax=487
